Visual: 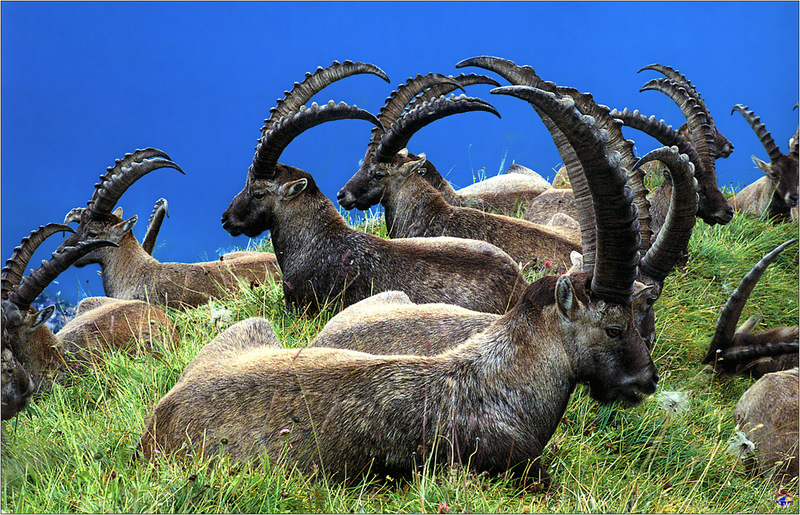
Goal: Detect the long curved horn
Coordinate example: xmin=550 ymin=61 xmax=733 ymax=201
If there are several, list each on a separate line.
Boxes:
xmin=731 ymin=104 xmax=784 ymax=163
xmin=610 ymin=108 xmax=706 ymax=179
xmin=261 ymin=60 xmax=390 ymax=138
xmin=406 ymin=74 xmax=500 ymax=112
xmin=89 ymin=149 xmax=185 ymax=217
xmin=368 ymin=73 xmax=466 ymax=150
xmin=638 ymin=64 xmax=708 ymax=113
xmin=703 ymin=238 xmax=799 ymax=364
xmin=555 ymin=86 xmax=653 ymax=254
xmin=716 ymin=341 xmax=799 ymax=367
xmin=374 ymin=95 xmax=500 ymax=162
xmin=1 ymin=224 xmax=74 ymax=300
xmin=252 ymin=101 xmax=384 ymax=178
xmin=634 ymin=147 xmax=698 ymax=283
xmin=455 ymin=57 xmax=601 ymax=269
xmin=142 ymin=198 xmax=169 ymax=256
xmin=640 ymin=79 xmax=717 ymax=165
xmin=8 ymin=239 xmax=118 ymax=310
xmin=492 ymin=86 xmax=640 ymax=305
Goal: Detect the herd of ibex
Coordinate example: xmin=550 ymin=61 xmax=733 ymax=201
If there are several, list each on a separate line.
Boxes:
xmin=2 ymin=58 xmax=797 ymax=486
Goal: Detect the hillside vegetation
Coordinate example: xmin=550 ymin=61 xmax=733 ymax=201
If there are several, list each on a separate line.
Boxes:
xmin=2 ymin=212 xmax=798 ymax=514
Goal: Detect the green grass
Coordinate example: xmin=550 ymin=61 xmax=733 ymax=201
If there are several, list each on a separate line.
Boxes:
xmin=2 ymin=212 xmax=798 ymax=513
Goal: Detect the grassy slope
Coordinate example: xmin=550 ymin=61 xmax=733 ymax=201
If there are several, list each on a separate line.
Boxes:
xmin=1 ymin=212 xmax=797 ymax=514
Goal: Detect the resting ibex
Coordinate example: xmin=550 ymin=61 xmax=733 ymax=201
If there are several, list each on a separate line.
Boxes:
xmin=453 ymin=56 xmax=697 ymax=347
xmin=221 ymin=65 xmax=527 ymax=315
xmin=141 ymin=85 xmax=657 ymax=484
xmin=139 ymin=197 xmax=281 ymax=286
xmin=337 ymin=72 xmax=552 ymax=216
xmin=59 ymin=149 xmax=280 ymax=309
xmin=340 ymin=93 xmax=580 ymax=269
xmin=702 ymin=239 xmax=799 ymax=378
xmin=729 ymin=104 xmax=799 ymax=222
xmin=734 ymin=367 xmax=798 ymax=483
xmin=2 ymin=335 xmax=35 ymax=421
xmin=2 ymin=224 xmax=177 ymax=396
xmin=633 ymin=63 xmax=735 ymax=227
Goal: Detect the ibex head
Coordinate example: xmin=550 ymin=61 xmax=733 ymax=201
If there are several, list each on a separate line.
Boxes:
xmin=337 ymin=73 xmax=500 ymax=210
xmin=732 ymin=104 xmax=799 ymax=217
xmin=703 ymin=239 xmax=799 ymax=377
xmin=60 ymin=149 xmax=184 ymax=263
xmin=1 ymin=224 xmax=118 ymax=408
xmin=638 ymin=64 xmax=734 ymax=226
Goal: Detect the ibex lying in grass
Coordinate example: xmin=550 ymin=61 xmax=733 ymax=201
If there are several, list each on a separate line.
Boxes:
xmin=338 ymin=72 xmax=551 ymax=217
xmin=141 ymin=85 xmax=658 ymax=484
xmin=455 ymin=56 xmax=697 ymax=347
xmin=728 ymin=104 xmax=799 ymax=222
xmin=639 ymin=64 xmax=734 ymax=159
xmin=2 ymin=335 xmax=35 ymax=421
xmin=702 ymin=239 xmax=799 ymax=378
xmin=734 ymin=367 xmax=798 ymax=483
xmin=59 ymin=149 xmax=280 ymax=309
xmin=344 ymin=94 xmax=580 ymax=269
xmin=633 ymin=63 xmax=735 ymax=227
xmin=2 ymin=224 xmax=178 ymax=398
xmin=139 ymin=197 xmax=281 ymax=287
xmin=221 ymin=64 xmax=527 ymax=314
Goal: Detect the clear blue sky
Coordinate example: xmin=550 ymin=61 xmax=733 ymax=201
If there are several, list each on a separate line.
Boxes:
xmin=2 ymin=1 xmax=798 ymax=305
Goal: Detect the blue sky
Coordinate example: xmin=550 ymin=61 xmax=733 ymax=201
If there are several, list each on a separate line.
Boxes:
xmin=2 ymin=1 xmax=798 ymax=305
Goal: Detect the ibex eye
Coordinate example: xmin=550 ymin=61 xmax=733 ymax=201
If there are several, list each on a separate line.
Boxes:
xmin=605 ymin=327 xmax=622 ymax=338
xmin=251 ymin=190 xmax=265 ymax=199
xmin=373 ymin=172 xmax=385 ymax=180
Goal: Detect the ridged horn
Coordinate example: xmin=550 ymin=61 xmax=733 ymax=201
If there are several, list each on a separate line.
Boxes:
xmin=492 ymin=85 xmax=640 ymax=305
xmin=634 ymin=147 xmax=698 ymax=283
xmin=261 ymin=60 xmax=390 ymax=139
xmin=703 ymin=238 xmax=799 ymax=363
xmin=368 ymin=73 xmax=466 ymax=150
xmin=8 ymin=239 xmax=118 ymax=310
xmin=374 ymin=94 xmax=500 ymax=163
xmin=610 ymin=108 xmax=706 ymax=179
xmin=142 ymin=198 xmax=169 ymax=256
xmin=252 ymin=101 xmax=384 ymax=178
xmin=638 ymin=64 xmax=708 ymax=113
xmin=89 ymin=149 xmax=185 ymax=217
xmin=456 ymin=57 xmax=600 ymax=268
xmin=407 ymin=74 xmax=501 ymax=113
xmin=1 ymin=224 xmax=75 ymax=301
xmin=716 ymin=341 xmax=799 ymax=365
xmin=731 ymin=104 xmax=784 ymax=163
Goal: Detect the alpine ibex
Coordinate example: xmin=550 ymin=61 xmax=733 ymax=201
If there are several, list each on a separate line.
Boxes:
xmin=139 ymin=197 xmax=281 ymax=286
xmin=221 ymin=64 xmax=527 ymax=315
xmin=454 ymin=56 xmax=697 ymax=347
xmin=729 ymin=104 xmax=799 ymax=222
xmin=2 ymin=336 xmax=35 ymax=421
xmin=59 ymin=149 xmax=280 ymax=309
xmin=702 ymin=239 xmax=799 ymax=378
xmin=2 ymin=224 xmax=178 ymax=396
xmin=337 ymin=72 xmax=551 ymax=216
xmin=734 ymin=367 xmax=798 ymax=483
xmin=633 ymin=63 xmax=735 ymax=226
xmin=341 ymin=93 xmax=580 ymax=269
xmin=141 ymin=85 xmax=658 ymax=484
xmin=638 ymin=64 xmax=734 ymax=159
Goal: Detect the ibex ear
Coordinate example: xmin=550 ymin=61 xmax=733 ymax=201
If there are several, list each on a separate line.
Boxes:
xmin=117 ymin=215 xmax=137 ymax=234
xmin=555 ymin=275 xmax=578 ymax=319
xmin=632 ymin=282 xmax=656 ymax=301
xmin=281 ymin=178 xmax=308 ymax=200
xmin=751 ymin=156 xmax=777 ymax=179
xmin=113 ymin=207 xmax=124 ymax=218
xmin=31 ymin=305 xmax=55 ymax=331
xmin=402 ymin=155 xmax=428 ymax=177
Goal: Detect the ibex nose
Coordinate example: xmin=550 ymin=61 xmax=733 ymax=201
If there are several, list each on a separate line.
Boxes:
xmin=787 ymin=193 xmax=798 ymax=207
xmin=337 ymin=188 xmax=356 ymax=210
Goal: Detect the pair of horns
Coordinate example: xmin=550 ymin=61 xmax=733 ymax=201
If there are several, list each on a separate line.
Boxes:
xmin=1 ymin=224 xmax=117 ymax=310
xmin=250 ymin=61 xmax=391 ymax=179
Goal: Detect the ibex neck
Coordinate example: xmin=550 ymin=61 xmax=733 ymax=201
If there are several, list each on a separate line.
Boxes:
xmin=98 ymin=232 xmax=158 ymax=298
xmin=382 ymin=174 xmax=447 ymax=238
xmin=270 ymin=193 xmax=351 ymax=265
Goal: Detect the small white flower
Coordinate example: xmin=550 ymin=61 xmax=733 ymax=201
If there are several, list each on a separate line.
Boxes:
xmin=655 ymin=390 xmax=690 ymax=417
xmin=726 ymin=430 xmax=755 ymax=457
